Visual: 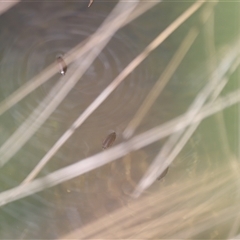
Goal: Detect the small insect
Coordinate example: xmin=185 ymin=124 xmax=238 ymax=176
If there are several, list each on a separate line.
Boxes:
xmin=157 ymin=167 xmax=169 ymax=181
xmin=88 ymin=0 xmax=94 ymax=7
xmin=56 ymin=56 xmax=67 ymax=75
xmin=102 ymin=132 xmax=116 ymax=150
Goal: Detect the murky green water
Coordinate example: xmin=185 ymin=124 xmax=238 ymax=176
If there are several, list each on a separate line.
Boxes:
xmin=0 ymin=1 xmax=239 ymax=239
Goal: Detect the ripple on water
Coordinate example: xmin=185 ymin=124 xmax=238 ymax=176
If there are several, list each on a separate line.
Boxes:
xmin=0 ymin=9 xmax=152 ymax=133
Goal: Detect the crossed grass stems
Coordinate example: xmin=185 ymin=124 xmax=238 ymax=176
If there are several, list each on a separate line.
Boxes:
xmin=0 ymin=0 xmax=240 ymax=239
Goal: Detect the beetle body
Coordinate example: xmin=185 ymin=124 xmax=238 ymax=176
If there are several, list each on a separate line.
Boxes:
xmin=57 ymin=56 xmax=67 ymax=75
xmin=102 ymin=132 xmax=116 ymax=150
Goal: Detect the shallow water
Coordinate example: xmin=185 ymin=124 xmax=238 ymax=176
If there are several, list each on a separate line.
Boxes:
xmin=0 ymin=1 xmax=239 ymax=239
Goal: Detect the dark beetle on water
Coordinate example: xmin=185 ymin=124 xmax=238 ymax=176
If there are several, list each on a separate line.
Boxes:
xmin=57 ymin=56 xmax=67 ymax=75
xmin=102 ymin=132 xmax=116 ymax=150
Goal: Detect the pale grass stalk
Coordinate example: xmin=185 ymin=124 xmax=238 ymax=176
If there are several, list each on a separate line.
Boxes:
xmin=132 ymin=87 xmax=228 ymax=197
xmin=0 ymin=1 xmax=19 ymax=15
xmin=123 ymin=27 xmax=199 ymax=139
xmin=126 ymin=175 xmax=234 ymax=239
xmin=60 ymin=167 xmax=235 ymax=239
xmin=125 ymin=211 xmax=186 ymax=238
xmin=211 ymin=56 xmax=240 ymax=101
xmin=0 ymin=88 xmax=239 ymax=207
xmin=179 ymin=177 xmax=236 ymax=222
xmin=22 ymin=0 xmax=206 ymax=184
xmin=145 ymin=205 xmax=239 ymax=239
xmin=132 ymin=41 xmax=240 ymax=198
xmin=129 ymin=203 xmax=238 ymax=239
xmin=107 ymin=169 xmax=231 ymax=238
xmin=172 ymin=205 xmax=240 ymax=239
xmin=114 ymin=179 xmax=236 ymax=239
xmin=203 ymin=1 xmax=233 ymax=161
xmin=230 ymin=233 xmax=240 ymax=240
xmin=0 ymin=0 xmax=139 ymax=168
xmin=95 ymin=170 xmax=232 ymax=239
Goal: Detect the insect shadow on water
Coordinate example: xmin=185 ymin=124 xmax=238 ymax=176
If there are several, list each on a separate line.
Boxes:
xmin=157 ymin=167 xmax=169 ymax=181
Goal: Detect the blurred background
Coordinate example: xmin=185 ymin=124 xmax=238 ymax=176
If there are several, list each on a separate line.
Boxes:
xmin=0 ymin=0 xmax=239 ymax=239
